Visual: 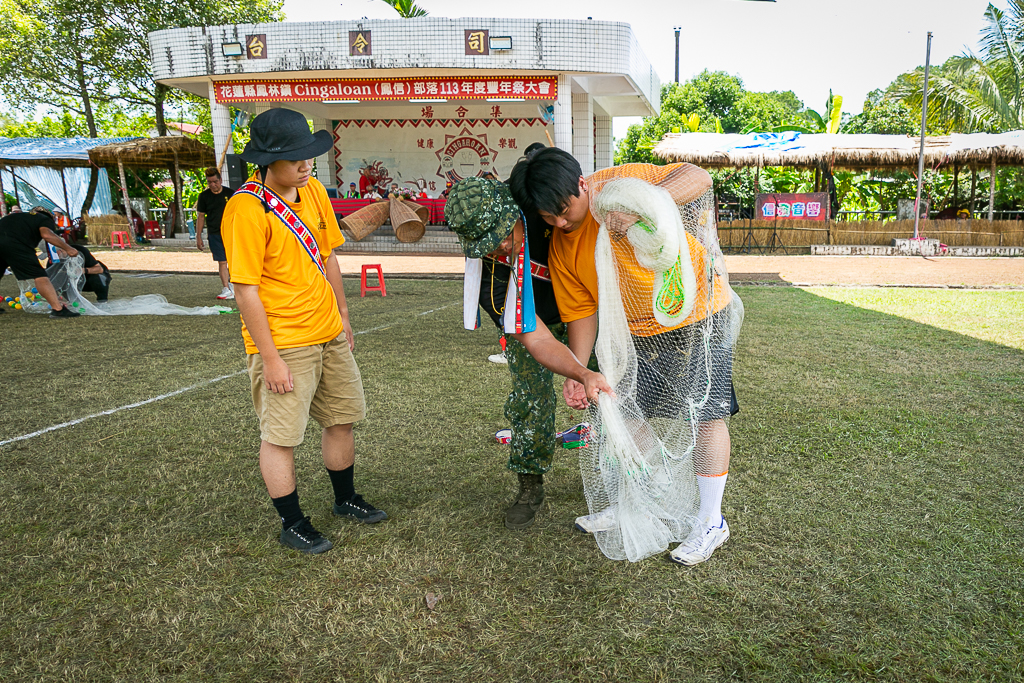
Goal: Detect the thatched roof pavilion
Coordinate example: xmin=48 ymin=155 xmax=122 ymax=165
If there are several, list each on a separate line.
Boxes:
xmin=88 ymin=136 xmax=215 ymax=170
xmin=653 ymin=131 xmax=1024 ymax=221
xmin=86 ymin=136 xmax=216 ymax=242
xmin=652 ymin=132 xmax=1024 ymax=171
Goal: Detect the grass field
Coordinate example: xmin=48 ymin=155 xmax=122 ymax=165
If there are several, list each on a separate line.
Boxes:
xmin=0 ymin=274 xmax=1022 ymax=682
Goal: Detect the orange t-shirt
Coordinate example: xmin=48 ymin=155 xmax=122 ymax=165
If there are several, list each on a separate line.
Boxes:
xmin=222 ymin=176 xmax=345 ymax=354
xmin=548 ymin=164 xmax=731 ymax=337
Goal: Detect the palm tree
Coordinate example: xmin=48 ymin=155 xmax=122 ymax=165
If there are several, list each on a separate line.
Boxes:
xmin=380 ymin=0 xmax=428 ymax=18
xmin=890 ymin=1 xmax=1024 ymax=133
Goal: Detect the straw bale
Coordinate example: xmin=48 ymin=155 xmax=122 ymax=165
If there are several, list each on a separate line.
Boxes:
xmin=84 ymin=214 xmax=130 ymax=246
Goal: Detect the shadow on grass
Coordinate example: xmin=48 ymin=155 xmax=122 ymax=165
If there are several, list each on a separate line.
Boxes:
xmin=0 ymin=280 xmax=1021 ymax=682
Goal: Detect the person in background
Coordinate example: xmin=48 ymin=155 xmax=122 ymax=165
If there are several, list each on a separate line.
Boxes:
xmin=346 ymin=183 xmax=361 ymax=199
xmin=195 ymin=167 xmax=235 ymax=300
xmin=0 ymin=206 xmax=80 ymax=318
xmin=387 ymin=183 xmax=401 ymax=200
xmin=117 ymin=204 xmax=146 ymax=241
xmin=440 ymin=181 xmax=453 ymax=199
xmin=49 ymin=242 xmax=112 ymax=303
xmin=365 ymin=187 xmax=382 ymax=201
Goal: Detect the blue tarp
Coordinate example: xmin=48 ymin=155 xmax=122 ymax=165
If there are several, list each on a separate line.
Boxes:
xmin=0 ymin=137 xmax=137 ymax=217
xmin=0 ymin=136 xmax=138 ymax=165
xmin=0 ymin=167 xmax=114 ymax=217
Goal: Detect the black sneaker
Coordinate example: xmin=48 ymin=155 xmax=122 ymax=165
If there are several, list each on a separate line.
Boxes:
xmin=333 ymin=494 xmax=388 ymax=524
xmin=49 ymin=306 xmax=80 ymax=319
xmin=280 ymin=516 xmax=333 ymax=554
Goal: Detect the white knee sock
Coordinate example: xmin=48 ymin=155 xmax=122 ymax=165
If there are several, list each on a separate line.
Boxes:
xmin=697 ymin=472 xmax=728 ymax=527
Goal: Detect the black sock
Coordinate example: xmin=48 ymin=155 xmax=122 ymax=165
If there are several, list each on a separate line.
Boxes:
xmin=271 ymin=489 xmax=304 ymax=528
xmin=327 ymin=466 xmax=355 ymax=505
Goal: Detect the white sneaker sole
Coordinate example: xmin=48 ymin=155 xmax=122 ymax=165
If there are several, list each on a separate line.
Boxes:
xmin=574 ymin=509 xmax=616 ymax=534
xmin=669 ymin=522 xmax=730 ymax=566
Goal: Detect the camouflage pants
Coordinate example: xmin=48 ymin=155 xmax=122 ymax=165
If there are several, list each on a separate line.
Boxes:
xmin=504 ymin=323 xmax=568 ymax=475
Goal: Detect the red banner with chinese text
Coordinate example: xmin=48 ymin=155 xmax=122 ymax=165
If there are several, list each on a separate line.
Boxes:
xmin=214 ymin=76 xmax=558 ymax=103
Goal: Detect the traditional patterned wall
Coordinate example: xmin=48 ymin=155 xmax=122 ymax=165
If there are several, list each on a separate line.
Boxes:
xmin=332 ymin=118 xmax=550 ymax=195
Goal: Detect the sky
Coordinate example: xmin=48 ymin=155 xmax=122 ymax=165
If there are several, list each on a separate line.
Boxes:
xmin=281 ymin=0 xmax=997 ymax=137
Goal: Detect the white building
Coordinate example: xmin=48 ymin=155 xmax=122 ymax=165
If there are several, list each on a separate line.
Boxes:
xmin=149 ymin=17 xmax=659 ymax=196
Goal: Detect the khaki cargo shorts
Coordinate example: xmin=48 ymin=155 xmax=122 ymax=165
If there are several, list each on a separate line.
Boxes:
xmin=247 ymin=335 xmax=366 ymax=447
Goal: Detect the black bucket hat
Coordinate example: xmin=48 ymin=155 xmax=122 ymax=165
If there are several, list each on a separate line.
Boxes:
xmin=240 ymin=108 xmax=333 ymax=166
xmin=444 ymin=177 xmax=520 ymax=259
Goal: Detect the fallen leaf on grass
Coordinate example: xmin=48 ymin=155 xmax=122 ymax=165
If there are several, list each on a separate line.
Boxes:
xmin=425 ymin=592 xmax=441 ymax=610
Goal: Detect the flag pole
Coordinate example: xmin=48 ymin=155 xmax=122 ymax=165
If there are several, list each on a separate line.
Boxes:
xmin=913 ymin=32 xmax=933 ymax=240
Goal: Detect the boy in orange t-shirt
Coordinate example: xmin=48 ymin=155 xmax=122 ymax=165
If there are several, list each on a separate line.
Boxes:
xmin=509 ymin=148 xmax=739 ymax=566
xmin=223 ymin=109 xmax=387 ymax=555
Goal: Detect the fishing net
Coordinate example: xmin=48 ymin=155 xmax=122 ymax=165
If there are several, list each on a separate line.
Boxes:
xmin=582 ymin=164 xmax=743 ymax=562
xmin=16 ymin=255 xmax=231 ymax=316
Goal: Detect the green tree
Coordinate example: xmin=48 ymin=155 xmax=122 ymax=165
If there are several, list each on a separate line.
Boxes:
xmin=0 ymin=0 xmax=116 ymax=137
xmin=104 ymin=0 xmax=284 ymax=136
xmin=661 ymin=71 xmax=744 ymax=123
xmin=843 ymin=96 xmax=920 ymax=135
xmin=380 ymin=0 xmax=428 ymax=17
xmin=616 ymin=71 xmax=805 ymax=164
xmin=726 ymin=91 xmax=802 ymax=133
xmin=889 ymin=1 xmax=1024 ymax=133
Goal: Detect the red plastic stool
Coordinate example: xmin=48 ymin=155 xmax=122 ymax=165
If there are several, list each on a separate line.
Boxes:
xmin=360 ymin=263 xmax=386 ymax=297
xmin=111 ymin=231 xmax=131 ymax=249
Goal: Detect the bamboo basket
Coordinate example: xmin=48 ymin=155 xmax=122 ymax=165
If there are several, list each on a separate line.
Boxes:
xmin=338 ymin=200 xmax=391 ymax=241
xmin=390 ymin=199 xmax=425 ymax=243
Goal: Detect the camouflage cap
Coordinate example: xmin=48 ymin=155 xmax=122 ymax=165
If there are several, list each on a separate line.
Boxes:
xmin=443 ymin=177 xmax=520 ymax=259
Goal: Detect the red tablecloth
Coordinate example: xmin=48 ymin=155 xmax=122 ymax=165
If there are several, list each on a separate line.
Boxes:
xmin=331 ymin=198 xmax=447 ymax=225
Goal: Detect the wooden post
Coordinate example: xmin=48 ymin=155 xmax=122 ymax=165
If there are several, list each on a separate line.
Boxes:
xmin=11 ymin=169 xmax=21 ymax=207
xmin=0 ymin=167 xmax=7 ymax=216
xmin=117 ymin=158 xmax=136 ymax=245
xmin=171 ymin=152 xmax=183 ymax=239
xmin=952 ymin=164 xmax=959 ymax=209
xmin=988 ymin=158 xmax=996 ymax=222
xmin=970 ymin=165 xmax=977 ymax=219
xmin=60 ymin=167 xmax=70 ymax=215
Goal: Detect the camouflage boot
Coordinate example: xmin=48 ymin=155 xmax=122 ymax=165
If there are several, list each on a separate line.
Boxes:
xmin=505 ymin=473 xmax=545 ymax=530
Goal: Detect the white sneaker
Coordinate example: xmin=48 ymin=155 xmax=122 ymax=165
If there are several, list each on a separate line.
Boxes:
xmin=669 ymin=517 xmax=730 ymax=566
xmin=216 ymin=287 xmax=234 ymax=300
xmin=574 ymin=508 xmax=617 ymax=534
xmin=488 ymin=351 xmax=507 ymax=364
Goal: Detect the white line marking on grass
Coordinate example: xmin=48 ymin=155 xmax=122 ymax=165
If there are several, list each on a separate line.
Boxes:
xmin=0 ymin=302 xmax=458 ymax=447
xmin=0 ymin=371 xmax=245 ymax=447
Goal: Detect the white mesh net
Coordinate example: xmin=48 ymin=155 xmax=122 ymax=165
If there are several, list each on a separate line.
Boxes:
xmin=582 ymin=164 xmax=744 ymax=562
xmin=15 ymin=255 xmax=231 ymax=316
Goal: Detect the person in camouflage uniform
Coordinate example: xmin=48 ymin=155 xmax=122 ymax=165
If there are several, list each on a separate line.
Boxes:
xmin=445 ymin=177 xmax=611 ymax=530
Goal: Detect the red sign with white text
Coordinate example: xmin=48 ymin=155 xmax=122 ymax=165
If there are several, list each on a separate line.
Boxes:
xmin=213 ymin=76 xmax=558 ymax=103
xmin=755 ymin=192 xmax=830 ymax=221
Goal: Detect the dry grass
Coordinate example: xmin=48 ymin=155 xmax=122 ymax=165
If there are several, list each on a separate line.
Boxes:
xmin=0 ymin=276 xmax=1022 ymax=682
xmin=84 ymin=214 xmax=132 ymax=247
